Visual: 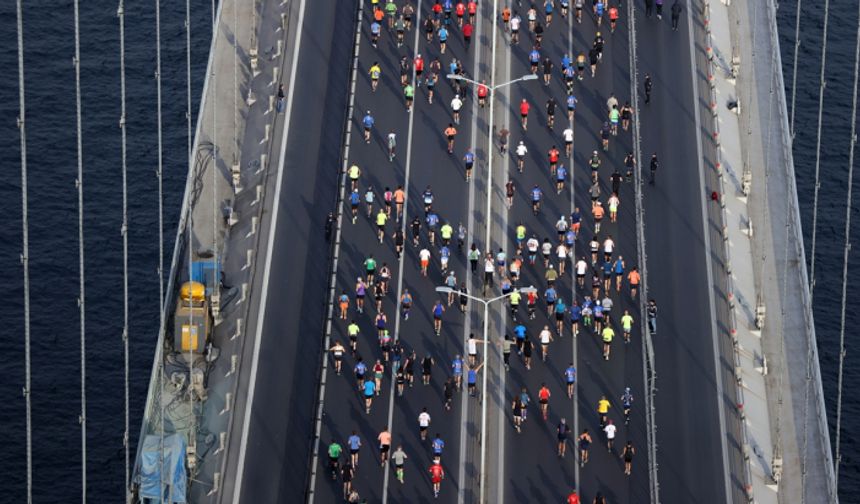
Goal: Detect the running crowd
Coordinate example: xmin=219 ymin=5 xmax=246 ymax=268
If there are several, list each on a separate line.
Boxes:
xmin=323 ymin=1 xmax=671 ymax=502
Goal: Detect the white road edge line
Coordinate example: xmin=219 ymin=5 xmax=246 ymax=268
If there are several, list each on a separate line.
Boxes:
xmin=686 ymin=0 xmax=734 ymax=500
xmin=307 ymin=0 xmax=363 ymax=502
xmin=232 ymin=0 xmax=307 ymax=501
xmin=481 ymin=0 xmax=500 ymax=502
xmin=382 ymin=0 xmax=424 ymax=501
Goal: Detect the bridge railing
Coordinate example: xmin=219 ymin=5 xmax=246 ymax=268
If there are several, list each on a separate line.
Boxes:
xmin=626 ymin=0 xmax=660 ymax=500
xmin=760 ymin=0 xmax=838 ymax=499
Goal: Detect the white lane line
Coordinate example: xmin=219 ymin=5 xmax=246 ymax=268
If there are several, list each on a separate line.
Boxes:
xmin=494 ymin=5 xmax=513 ymax=502
xmin=567 ymin=5 xmax=579 ymax=493
xmin=233 ymin=0 xmax=307 ymax=502
xmin=382 ymin=0 xmax=424 ymax=501
xmin=307 ymin=0 xmax=363 ymax=501
xmin=457 ymin=3 xmax=483 ymax=503
xmin=686 ymin=0 xmax=733 ymax=500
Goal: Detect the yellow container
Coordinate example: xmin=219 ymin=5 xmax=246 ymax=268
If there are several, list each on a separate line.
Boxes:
xmin=180 ymin=281 xmax=206 ymax=303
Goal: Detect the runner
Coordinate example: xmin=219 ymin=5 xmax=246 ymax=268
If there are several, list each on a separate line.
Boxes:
xmin=601 ymin=324 xmax=614 ymax=360
xmin=372 ymin=359 xmax=385 ymax=392
xmin=565 ymin=362 xmax=576 ymax=398
xmin=539 ymin=325 xmax=554 ymax=361
xmin=463 ymin=148 xmax=475 ymax=181
xmin=347 ymin=320 xmax=360 ymax=353
xmin=563 ymin=126 xmax=574 ymax=157
xmin=578 ymin=429 xmax=592 ymax=467
xmin=603 ymin=419 xmax=617 ymax=451
xmin=431 ymin=433 xmax=445 ymax=462
xmin=467 ymin=362 xmax=484 ymax=397
xmin=378 ymin=427 xmax=391 ymax=465
xmin=419 ymin=247 xmax=432 ymax=276
xmin=452 ymin=354 xmax=464 ymax=389
xmin=621 ymin=309 xmax=634 ymax=343
xmin=597 ymin=395 xmax=611 ymax=427
xmin=347 ymin=430 xmax=361 ymax=468
xmin=538 ymin=382 xmax=551 ymax=420
xmin=432 ymin=299 xmax=445 ymax=334
xmin=628 ymin=266 xmax=641 ymax=298
xmin=422 ymin=355 xmax=434 ymax=385
xmin=362 ymin=110 xmax=374 ymax=144
xmin=444 ymin=376 xmax=455 ymax=410
xmin=392 ymin=445 xmax=408 ymax=483
xmin=429 ymin=460 xmax=445 ymax=498
xmin=329 ymin=340 xmax=346 ymax=375
xmin=328 ymin=440 xmax=342 ymax=480
xmin=515 ymin=141 xmax=528 ymax=172
xmin=510 ymin=11 xmax=521 ymax=44
xmin=418 ymin=406 xmax=431 ymax=440
xmin=444 ymin=123 xmax=457 ymax=153
xmin=369 ymin=62 xmax=381 ymax=92
xmin=557 ymin=417 xmax=571 ymax=457
xmin=622 ymin=441 xmax=636 ymax=475
xmin=621 ymin=386 xmax=634 ymax=424
xmin=341 ymin=460 xmax=355 ymax=499
xmin=519 ymin=98 xmax=530 ymax=130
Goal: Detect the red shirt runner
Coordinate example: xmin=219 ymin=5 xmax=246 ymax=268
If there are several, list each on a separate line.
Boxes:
xmin=429 ymin=463 xmax=444 ymax=483
xmin=520 ymin=100 xmax=530 ymax=117
xmin=456 ymin=3 xmax=466 ymax=16
xmin=468 ymin=1 xmax=477 ymax=15
xmin=477 ymin=83 xmax=489 ymax=98
xmin=463 ymin=23 xmax=474 ymax=38
xmin=548 ymin=148 xmax=560 ymax=164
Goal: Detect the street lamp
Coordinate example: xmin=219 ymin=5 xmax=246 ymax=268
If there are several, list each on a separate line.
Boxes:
xmin=445 ymin=72 xmax=539 ymax=91
xmin=435 ymin=284 xmax=537 ymax=501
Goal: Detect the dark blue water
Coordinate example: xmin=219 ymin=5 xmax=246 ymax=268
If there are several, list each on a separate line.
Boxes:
xmin=777 ymin=0 xmax=860 ymax=493
xmin=0 ymin=0 xmax=211 ymax=500
xmin=0 ymin=0 xmax=857 ymax=501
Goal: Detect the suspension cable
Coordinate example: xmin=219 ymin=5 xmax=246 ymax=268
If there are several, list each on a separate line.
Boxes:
xmin=788 ymin=0 xmax=802 ymax=137
xmin=72 ymin=0 xmax=87 ymax=499
xmin=155 ymin=0 xmax=165 ymax=501
xmin=834 ymin=1 xmax=860 ymax=487
xmin=809 ymin=0 xmax=830 ymax=303
xmin=117 ymin=0 xmax=130 ymax=496
xmin=16 ymin=1 xmax=32 ymax=502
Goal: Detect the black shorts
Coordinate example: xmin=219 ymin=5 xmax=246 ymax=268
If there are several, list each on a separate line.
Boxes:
xmin=539 ymin=398 xmax=548 ymax=405
xmin=380 ymin=444 xmax=390 ymax=453
xmin=420 ymin=425 xmax=428 ymax=432
xmin=350 ymin=448 xmax=359 ymax=455
xmin=556 ymin=312 xmax=565 ymax=321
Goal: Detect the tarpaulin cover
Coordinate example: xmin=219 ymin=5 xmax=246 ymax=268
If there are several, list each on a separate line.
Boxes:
xmin=139 ymin=434 xmax=187 ymax=503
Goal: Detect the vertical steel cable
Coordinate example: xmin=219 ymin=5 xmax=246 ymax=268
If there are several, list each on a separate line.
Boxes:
xmin=15 ymin=1 xmax=32 ymax=502
xmin=789 ymin=0 xmax=802 ymax=136
xmin=117 ymin=0 xmax=130 ymax=496
xmin=72 ymin=0 xmax=87 ymax=499
xmin=154 ymin=0 xmax=165 ymax=501
xmin=809 ymin=0 xmax=830 ymax=301
xmin=834 ymin=1 xmax=860 ymax=487
xmin=186 ymin=0 xmax=192 ymax=160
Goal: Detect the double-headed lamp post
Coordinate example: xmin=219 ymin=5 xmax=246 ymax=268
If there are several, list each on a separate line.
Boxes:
xmin=435 ymin=285 xmax=537 ymax=502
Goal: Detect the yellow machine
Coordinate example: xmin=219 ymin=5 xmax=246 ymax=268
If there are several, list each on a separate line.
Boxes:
xmin=173 ymin=281 xmax=212 ymax=353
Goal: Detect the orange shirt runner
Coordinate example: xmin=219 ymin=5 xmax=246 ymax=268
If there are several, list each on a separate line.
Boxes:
xmin=628 ymin=269 xmax=641 ymax=286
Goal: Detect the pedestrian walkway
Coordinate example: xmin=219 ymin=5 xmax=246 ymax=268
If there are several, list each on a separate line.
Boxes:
xmin=706 ymin=0 xmax=837 ymax=501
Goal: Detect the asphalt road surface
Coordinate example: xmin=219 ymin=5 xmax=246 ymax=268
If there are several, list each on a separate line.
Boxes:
xmin=311 ymin=1 xmax=651 ymax=503
xmin=496 ymin=5 xmax=650 ymax=504
xmin=636 ymin=1 xmax=746 ymax=503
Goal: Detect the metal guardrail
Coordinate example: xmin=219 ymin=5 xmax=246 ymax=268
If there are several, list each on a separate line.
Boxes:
xmin=700 ymin=1 xmax=756 ymax=500
xmin=626 ymin=0 xmax=659 ymax=501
